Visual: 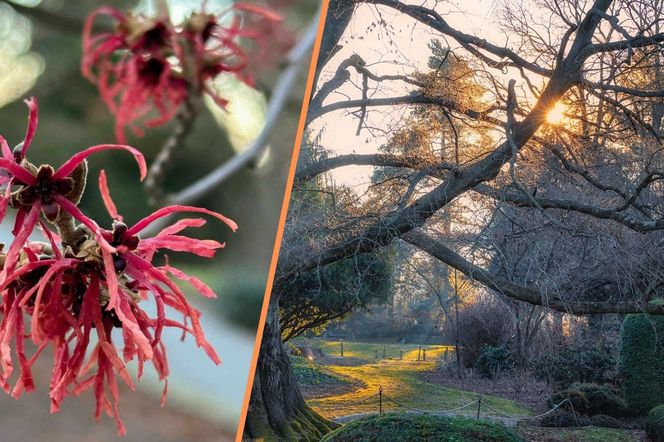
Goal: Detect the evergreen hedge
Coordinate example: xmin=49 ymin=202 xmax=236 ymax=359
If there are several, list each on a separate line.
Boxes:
xmin=619 ymin=314 xmax=664 ymax=415
xmin=646 ymin=405 xmax=664 ymax=442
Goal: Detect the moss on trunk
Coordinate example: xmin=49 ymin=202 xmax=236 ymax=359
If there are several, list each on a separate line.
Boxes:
xmin=243 ymin=298 xmax=338 ymax=440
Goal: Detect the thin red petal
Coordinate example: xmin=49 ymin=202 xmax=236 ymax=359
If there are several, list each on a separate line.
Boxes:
xmin=160 ymin=379 xmax=168 ymax=407
xmin=99 ymin=342 xmax=135 ymax=390
xmin=0 ymin=205 xmax=41 ymax=286
xmin=0 ymin=159 xmax=36 ymax=185
xmin=37 ymin=221 xmax=63 ymax=259
xmin=21 ymin=97 xmax=38 ymax=157
xmin=98 ymin=170 xmax=121 ymax=221
xmin=115 ymin=298 xmax=154 ymax=360
xmin=124 ymin=254 xmax=221 ymax=365
xmin=139 ymin=235 xmax=223 ymax=258
xmin=127 ymin=205 xmax=238 ymax=236
xmin=0 ymin=187 xmax=11 ymax=226
xmin=82 ymin=7 xmax=126 ymax=79
xmin=155 ymin=218 xmax=206 ymax=236
xmin=0 ymin=259 xmax=59 ymax=293
xmin=0 ymin=135 xmax=12 ymax=160
xmin=54 ymin=144 xmax=146 ymax=182
xmin=13 ymin=313 xmax=34 ymax=397
xmin=99 ymin=251 xmax=153 ymax=360
xmin=161 ymin=265 xmax=217 ymax=298
xmin=233 ymin=3 xmax=282 ymax=22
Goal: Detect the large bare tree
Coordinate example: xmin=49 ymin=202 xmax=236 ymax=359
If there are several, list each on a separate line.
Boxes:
xmin=244 ymin=0 xmax=664 ymax=439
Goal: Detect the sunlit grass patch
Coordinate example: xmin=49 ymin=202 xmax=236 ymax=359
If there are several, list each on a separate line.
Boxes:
xmin=301 ymin=337 xmax=453 ymax=360
xmin=298 ymin=339 xmax=530 ymax=420
xmin=311 ymin=360 xmax=529 ymax=419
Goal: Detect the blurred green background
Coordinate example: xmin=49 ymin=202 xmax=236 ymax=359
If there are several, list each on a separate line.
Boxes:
xmin=0 ymin=0 xmax=318 ymax=439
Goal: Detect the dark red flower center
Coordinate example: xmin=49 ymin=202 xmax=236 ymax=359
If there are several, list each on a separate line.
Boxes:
xmin=16 ymin=165 xmax=74 ymax=221
xmin=201 ymin=19 xmax=217 ymax=42
xmin=102 ymin=221 xmax=140 ymax=273
xmin=135 ymin=22 xmax=170 ymax=52
xmin=137 ymin=57 xmax=167 ymax=86
xmin=17 ymin=262 xmax=50 ymax=295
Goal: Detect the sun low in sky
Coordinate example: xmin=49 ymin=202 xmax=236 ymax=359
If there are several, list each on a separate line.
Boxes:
xmin=546 ymin=102 xmax=567 ymax=125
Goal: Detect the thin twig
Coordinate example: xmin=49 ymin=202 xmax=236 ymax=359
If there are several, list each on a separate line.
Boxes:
xmin=505 ymin=80 xmax=576 ymax=233
xmin=506 ymin=81 xmax=548 ymax=214
xmin=167 ymin=16 xmax=320 ymax=206
xmin=144 ymin=97 xmax=197 ymax=206
xmin=139 ymin=15 xmax=320 ymax=237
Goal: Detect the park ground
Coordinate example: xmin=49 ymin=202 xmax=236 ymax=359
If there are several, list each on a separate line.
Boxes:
xmin=292 ymin=338 xmax=646 ymax=441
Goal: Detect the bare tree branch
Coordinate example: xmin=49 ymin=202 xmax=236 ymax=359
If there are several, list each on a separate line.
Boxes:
xmin=362 ymin=0 xmax=554 ymax=76
xmin=167 ymin=16 xmax=320 ymax=206
xmin=403 ymin=230 xmax=663 ymax=314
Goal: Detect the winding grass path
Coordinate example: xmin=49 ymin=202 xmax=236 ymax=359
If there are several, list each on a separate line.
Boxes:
xmin=297 ymin=339 xmax=644 ymax=440
xmin=300 ymin=339 xmax=531 ymax=421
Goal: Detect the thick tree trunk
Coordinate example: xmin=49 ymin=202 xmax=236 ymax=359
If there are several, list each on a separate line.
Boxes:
xmin=244 ymin=2 xmax=355 ymax=436
xmin=243 ymin=294 xmax=337 ymax=440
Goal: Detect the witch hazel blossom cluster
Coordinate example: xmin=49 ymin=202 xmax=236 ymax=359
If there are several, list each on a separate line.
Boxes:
xmin=0 ymin=98 xmax=236 ymax=435
xmin=82 ymin=3 xmax=280 ymax=142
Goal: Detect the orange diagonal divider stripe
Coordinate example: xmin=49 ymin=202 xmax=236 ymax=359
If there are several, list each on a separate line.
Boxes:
xmin=235 ymin=2 xmax=332 ymax=440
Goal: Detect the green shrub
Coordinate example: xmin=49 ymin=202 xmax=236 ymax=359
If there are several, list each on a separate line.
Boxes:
xmin=320 ymin=413 xmax=522 ymax=441
xmin=548 ymin=383 xmax=627 ymax=417
xmin=290 ymin=356 xmax=349 ymax=386
xmin=475 ymin=345 xmax=514 ymax=379
xmin=619 ymin=314 xmax=664 ymax=415
xmin=533 ymin=343 xmax=615 ymax=389
xmin=646 ymin=405 xmax=664 ymax=442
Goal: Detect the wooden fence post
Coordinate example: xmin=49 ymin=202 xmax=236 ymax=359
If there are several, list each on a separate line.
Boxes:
xmin=379 ymin=386 xmax=383 ymax=414
xmin=400 ymin=349 xmax=403 ymax=360
xmin=476 ymin=394 xmax=482 ymax=421
xmin=423 ymin=349 xmax=427 ymax=361
xmin=383 ymin=345 xmax=386 ymax=359
xmin=340 ymin=339 xmax=344 ymax=357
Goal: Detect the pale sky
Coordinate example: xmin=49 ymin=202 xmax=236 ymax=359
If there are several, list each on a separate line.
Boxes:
xmin=309 ymin=0 xmax=537 ymax=189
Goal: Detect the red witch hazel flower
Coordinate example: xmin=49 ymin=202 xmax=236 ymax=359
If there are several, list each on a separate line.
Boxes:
xmin=82 ymin=3 xmax=281 ymax=143
xmin=0 ymin=97 xmax=146 ymax=284
xmin=0 ymin=98 xmax=236 ymax=436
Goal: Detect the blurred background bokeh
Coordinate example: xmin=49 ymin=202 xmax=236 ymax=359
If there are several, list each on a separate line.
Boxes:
xmin=0 ymin=0 xmax=318 ymax=439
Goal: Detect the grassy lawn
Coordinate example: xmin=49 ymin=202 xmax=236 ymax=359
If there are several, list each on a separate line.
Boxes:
xmin=294 ymin=339 xmax=644 ymax=440
xmin=308 ymin=338 xmax=452 ymax=360
xmin=297 ymin=338 xmax=531 ymax=420
xmin=291 ymin=356 xmax=352 ymax=387
xmin=321 ymin=413 xmax=522 ymax=442
xmin=518 ymin=427 xmax=641 ymax=441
